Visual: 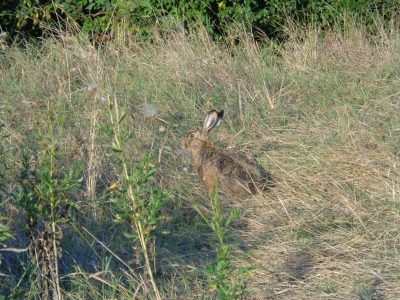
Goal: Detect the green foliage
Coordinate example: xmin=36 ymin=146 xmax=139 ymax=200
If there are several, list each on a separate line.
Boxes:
xmin=0 ymin=135 xmax=8 ymax=203
xmin=207 ymin=245 xmax=249 ymax=299
xmin=18 ymin=147 xmax=80 ymax=228
xmin=0 ymin=1 xmax=19 ymax=32
xmin=0 ymin=135 xmax=11 ymax=258
xmin=111 ymin=152 xmax=170 ymax=242
xmin=15 ymin=145 xmax=81 ymax=298
xmin=194 ymin=192 xmax=250 ymax=299
xmin=0 ymin=216 xmax=12 ymax=243
xmin=355 ymin=283 xmax=379 ymax=300
xmin=323 ymin=282 xmax=337 ymax=294
xmin=105 ymin=93 xmax=170 ymax=297
xmin=0 ymin=0 xmax=398 ymax=40
xmin=14 ymin=0 xmax=159 ymax=34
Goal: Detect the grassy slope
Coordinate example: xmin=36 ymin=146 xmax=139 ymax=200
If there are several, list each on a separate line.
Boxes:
xmin=1 ymin=25 xmax=400 ymax=299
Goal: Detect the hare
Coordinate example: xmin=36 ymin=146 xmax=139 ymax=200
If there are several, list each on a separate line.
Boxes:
xmin=182 ymin=110 xmax=272 ymax=197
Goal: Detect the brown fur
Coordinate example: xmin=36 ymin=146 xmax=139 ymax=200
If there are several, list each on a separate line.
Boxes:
xmin=182 ymin=110 xmax=272 ymax=197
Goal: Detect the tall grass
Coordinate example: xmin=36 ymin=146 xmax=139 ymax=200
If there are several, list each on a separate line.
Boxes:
xmin=0 ymin=20 xmax=399 ymax=299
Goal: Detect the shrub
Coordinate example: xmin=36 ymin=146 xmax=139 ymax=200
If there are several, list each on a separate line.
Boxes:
xmin=0 ymin=0 xmax=398 ymax=41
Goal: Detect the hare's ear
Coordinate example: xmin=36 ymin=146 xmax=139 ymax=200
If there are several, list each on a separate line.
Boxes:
xmin=203 ymin=110 xmax=224 ymax=134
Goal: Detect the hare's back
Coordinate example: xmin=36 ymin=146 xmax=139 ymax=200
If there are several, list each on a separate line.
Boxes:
xmin=200 ymin=146 xmax=272 ymax=195
xmin=202 ymin=147 xmax=267 ymax=177
xmin=200 ymin=147 xmax=241 ymax=175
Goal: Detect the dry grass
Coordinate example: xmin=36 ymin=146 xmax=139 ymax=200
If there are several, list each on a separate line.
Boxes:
xmin=0 ymin=23 xmax=400 ymax=299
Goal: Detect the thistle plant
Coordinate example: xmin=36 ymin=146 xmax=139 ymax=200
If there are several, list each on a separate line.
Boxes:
xmin=110 ymin=152 xmax=170 ymax=270
xmin=106 ymin=95 xmax=170 ymax=300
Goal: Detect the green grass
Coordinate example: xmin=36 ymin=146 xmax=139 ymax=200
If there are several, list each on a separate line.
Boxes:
xmin=0 ymin=23 xmax=400 ymax=299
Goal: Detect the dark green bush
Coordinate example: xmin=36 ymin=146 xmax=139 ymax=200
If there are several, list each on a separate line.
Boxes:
xmin=0 ymin=0 xmax=399 ymax=40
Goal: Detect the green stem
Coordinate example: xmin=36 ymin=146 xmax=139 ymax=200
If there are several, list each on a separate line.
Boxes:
xmin=109 ymin=95 xmax=161 ymax=300
xmin=51 ymin=211 xmax=62 ymax=300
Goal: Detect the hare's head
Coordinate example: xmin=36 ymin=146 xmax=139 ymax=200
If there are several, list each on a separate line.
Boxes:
xmin=182 ymin=110 xmax=224 ymax=150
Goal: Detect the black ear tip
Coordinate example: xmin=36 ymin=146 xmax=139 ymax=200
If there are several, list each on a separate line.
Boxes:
xmin=207 ymin=109 xmax=224 ymax=119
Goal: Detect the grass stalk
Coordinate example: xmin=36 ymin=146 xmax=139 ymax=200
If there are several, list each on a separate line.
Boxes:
xmin=86 ymin=110 xmax=98 ymax=201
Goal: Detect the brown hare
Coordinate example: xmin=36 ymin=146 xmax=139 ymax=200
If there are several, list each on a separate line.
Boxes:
xmin=182 ymin=110 xmax=272 ymax=197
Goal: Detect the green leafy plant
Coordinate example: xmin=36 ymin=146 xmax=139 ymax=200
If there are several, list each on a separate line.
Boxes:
xmin=111 ymin=152 xmax=170 ymax=242
xmin=106 ymin=95 xmax=170 ymax=300
xmin=0 ymin=216 xmax=12 ymax=243
xmin=12 ymin=0 xmax=161 ymax=37
xmin=18 ymin=148 xmax=80 ymax=227
xmin=0 ymin=215 xmax=12 ymax=295
xmin=193 ymin=191 xmax=250 ymax=299
xmin=17 ymin=146 xmax=80 ymax=299
xmin=0 ymin=129 xmax=11 ymax=258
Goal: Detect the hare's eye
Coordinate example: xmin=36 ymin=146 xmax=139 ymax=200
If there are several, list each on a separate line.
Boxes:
xmin=189 ymin=133 xmax=195 ymax=138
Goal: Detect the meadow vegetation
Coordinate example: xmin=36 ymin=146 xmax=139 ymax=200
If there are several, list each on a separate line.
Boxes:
xmin=0 ymin=19 xmax=400 ymax=299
